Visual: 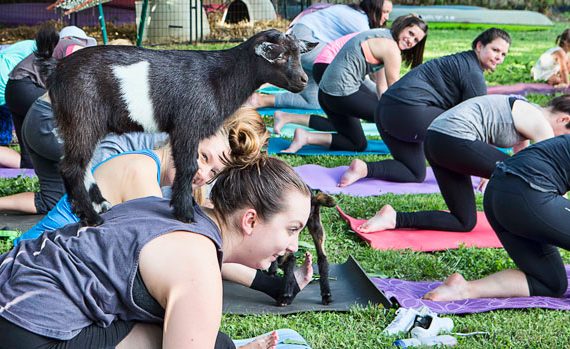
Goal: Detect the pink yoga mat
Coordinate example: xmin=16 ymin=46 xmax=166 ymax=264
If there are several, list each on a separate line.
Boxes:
xmin=0 ymin=168 xmax=36 ymax=179
xmin=337 ymin=206 xmax=502 ymax=251
xmin=488 ymin=83 xmax=570 ymax=96
xmin=294 ymin=165 xmax=480 ymax=196
xmin=372 ymin=266 xmax=570 ymax=314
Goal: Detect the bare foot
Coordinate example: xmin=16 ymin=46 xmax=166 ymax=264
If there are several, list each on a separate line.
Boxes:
xmin=294 ymin=251 xmax=313 ymax=290
xmin=338 ymin=159 xmax=368 ymax=187
xmin=423 ymin=273 xmax=470 ymax=302
xmin=273 ymin=111 xmax=288 ymax=135
xmin=358 ymin=204 xmax=396 ymax=233
xmin=243 ymin=92 xmax=261 ymax=108
xmin=238 ymin=331 xmax=278 ymax=349
xmin=282 ymin=129 xmax=309 ymax=153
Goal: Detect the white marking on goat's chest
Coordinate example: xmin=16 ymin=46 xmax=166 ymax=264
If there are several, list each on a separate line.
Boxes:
xmin=112 ymin=61 xmax=158 ymax=132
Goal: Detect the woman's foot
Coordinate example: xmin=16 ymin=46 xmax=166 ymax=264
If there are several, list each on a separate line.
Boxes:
xmin=294 ymin=251 xmax=313 ymax=290
xmin=238 ymin=331 xmax=278 ymax=349
xmin=423 ymin=273 xmax=471 ymax=302
xmin=282 ymin=128 xmax=310 ymax=153
xmin=358 ymin=204 xmax=397 ymax=233
xmin=244 ymin=92 xmax=262 ymax=108
xmin=338 ymin=159 xmax=368 ymax=187
xmin=273 ymin=111 xmax=288 ymax=135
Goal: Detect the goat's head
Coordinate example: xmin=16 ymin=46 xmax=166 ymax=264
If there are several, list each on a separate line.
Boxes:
xmin=252 ymin=29 xmax=318 ymax=93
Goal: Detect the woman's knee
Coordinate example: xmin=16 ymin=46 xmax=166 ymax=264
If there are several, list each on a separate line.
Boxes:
xmin=531 ymin=275 xmax=568 ymax=298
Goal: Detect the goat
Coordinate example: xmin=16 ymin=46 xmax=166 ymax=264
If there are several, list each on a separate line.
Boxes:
xmin=36 ymin=27 xmax=316 ymax=226
xmin=268 ymin=191 xmax=336 ymax=306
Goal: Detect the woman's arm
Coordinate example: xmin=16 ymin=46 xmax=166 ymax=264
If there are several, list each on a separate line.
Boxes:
xmin=368 ymin=38 xmax=402 ymax=92
xmin=139 ymin=231 xmax=223 ymax=349
xmin=512 ymin=102 xmax=555 ymax=144
xmin=553 ymin=50 xmax=569 ymax=85
xmin=372 ymin=68 xmax=388 ymax=98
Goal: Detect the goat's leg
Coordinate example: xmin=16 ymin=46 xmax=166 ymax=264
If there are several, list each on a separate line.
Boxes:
xmin=268 ymin=260 xmax=279 ymax=276
xmin=275 ymin=254 xmax=298 ymax=306
xmin=170 ymin=130 xmax=198 ymax=223
xmin=84 ymin=160 xmax=111 ymax=214
xmin=59 ymin=139 xmax=104 ymax=226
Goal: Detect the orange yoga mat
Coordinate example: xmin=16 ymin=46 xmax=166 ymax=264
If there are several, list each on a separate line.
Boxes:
xmin=337 ymin=206 xmax=503 ymax=252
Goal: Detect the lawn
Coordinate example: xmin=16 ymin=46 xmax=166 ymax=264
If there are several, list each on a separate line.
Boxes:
xmin=2 ymin=22 xmax=570 ymax=348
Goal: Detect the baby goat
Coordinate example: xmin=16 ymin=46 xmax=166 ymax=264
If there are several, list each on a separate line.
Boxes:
xmin=36 ymin=27 xmax=315 ymax=225
xmin=269 ymin=191 xmax=336 ymax=306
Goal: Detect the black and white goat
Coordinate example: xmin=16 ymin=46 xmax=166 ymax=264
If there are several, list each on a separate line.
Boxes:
xmin=36 ymin=27 xmax=316 ymax=225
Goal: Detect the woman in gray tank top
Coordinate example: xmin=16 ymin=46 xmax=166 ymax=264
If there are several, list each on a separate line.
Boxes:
xmin=358 ymin=94 xmax=570 ymax=234
xmin=0 ymin=157 xmax=312 ymax=348
xmin=281 ymin=15 xmax=428 ymax=154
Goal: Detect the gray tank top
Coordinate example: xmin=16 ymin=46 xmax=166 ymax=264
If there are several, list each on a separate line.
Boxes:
xmin=428 ymin=95 xmax=527 ymax=148
xmin=0 ymin=196 xmax=222 ymax=340
xmin=319 ymin=28 xmax=392 ymax=97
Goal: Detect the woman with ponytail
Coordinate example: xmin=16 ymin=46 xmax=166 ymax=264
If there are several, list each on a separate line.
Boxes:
xmin=4 ymin=25 xmax=96 ymax=168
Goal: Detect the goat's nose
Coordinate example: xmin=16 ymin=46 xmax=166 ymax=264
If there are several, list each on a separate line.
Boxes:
xmin=299 ymin=74 xmax=308 ymax=84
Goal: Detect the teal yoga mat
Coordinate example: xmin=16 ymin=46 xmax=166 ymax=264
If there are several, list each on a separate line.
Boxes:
xmin=258 ymin=107 xmax=324 ymax=117
xmin=268 ymin=137 xmax=390 ymax=156
xmin=268 ymin=123 xmax=380 ymax=138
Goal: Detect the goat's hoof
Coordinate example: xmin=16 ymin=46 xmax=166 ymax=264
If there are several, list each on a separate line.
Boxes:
xmin=93 ymin=200 xmax=111 ymax=214
xmin=321 ymin=294 xmax=332 ymax=305
xmin=276 ymin=294 xmax=293 ymax=306
xmin=82 ymin=214 xmax=104 ymax=227
xmin=173 ymin=204 xmax=195 ymax=223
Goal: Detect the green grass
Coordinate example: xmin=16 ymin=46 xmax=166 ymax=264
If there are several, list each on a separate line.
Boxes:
xmin=2 ymin=22 xmax=570 ymax=348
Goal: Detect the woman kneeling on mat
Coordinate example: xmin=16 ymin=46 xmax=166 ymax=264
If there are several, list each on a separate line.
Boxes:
xmin=424 ymin=135 xmax=570 ymax=301
xmin=339 ymin=28 xmax=511 ymax=187
xmin=531 ymin=28 xmax=570 ymax=87
xmin=0 ymin=156 xmax=312 ymax=348
xmin=281 ymin=15 xmax=428 ymax=153
xmin=359 ymin=94 xmax=570 ymax=233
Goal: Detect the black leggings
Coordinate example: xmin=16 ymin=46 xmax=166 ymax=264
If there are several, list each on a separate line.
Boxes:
xmin=484 ymin=170 xmax=570 ymax=297
xmin=366 ymin=96 xmax=445 ymax=182
xmin=4 ymin=78 xmax=46 ymax=169
xmin=316 ymin=87 xmax=377 ymax=152
xmin=307 ymin=62 xmax=379 ymax=136
xmin=0 ymin=316 xmax=236 ymax=349
xmin=396 ymin=131 xmax=509 ymax=232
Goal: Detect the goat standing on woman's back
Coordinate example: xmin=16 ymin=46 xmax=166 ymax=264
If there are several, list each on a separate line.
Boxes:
xmin=35 ymin=26 xmax=315 ymax=225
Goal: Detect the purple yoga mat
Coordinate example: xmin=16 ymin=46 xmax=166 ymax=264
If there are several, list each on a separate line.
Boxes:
xmin=294 ymin=165 xmax=480 ymax=196
xmin=488 ymin=83 xmax=570 ymax=96
xmin=0 ymin=168 xmax=36 ymax=179
xmin=372 ymin=266 xmax=570 ymax=314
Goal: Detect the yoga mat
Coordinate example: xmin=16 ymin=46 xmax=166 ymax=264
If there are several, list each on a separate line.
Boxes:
xmin=258 ymin=107 xmax=325 ymax=117
xmin=268 ymin=138 xmax=389 ymax=156
xmin=294 ymin=165 xmax=480 ymax=196
xmin=222 ymin=256 xmax=395 ymax=315
xmin=372 ymin=266 xmax=570 ymax=314
xmin=337 ymin=207 xmax=502 ymax=252
xmin=0 ymin=168 xmax=36 ymax=179
xmin=268 ymin=123 xmax=380 ymax=138
xmin=0 ymin=213 xmax=43 ymax=232
xmin=488 ymin=83 xmax=570 ymax=96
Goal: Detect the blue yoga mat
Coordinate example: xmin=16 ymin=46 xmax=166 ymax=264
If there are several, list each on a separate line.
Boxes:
xmin=268 ymin=137 xmax=389 ymax=156
xmin=258 ymin=107 xmax=325 ymax=117
xmin=268 ymin=123 xmax=380 ymax=138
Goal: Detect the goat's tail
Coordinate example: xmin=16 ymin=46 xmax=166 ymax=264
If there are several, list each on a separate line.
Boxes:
xmin=34 ymin=24 xmax=60 ymax=88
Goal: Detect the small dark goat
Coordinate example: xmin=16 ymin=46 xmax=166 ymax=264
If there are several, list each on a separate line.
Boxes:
xmin=36 ymin=26 xmax=316 ymax=225
xmin=268 ymin=191 xmax=336 ymax=306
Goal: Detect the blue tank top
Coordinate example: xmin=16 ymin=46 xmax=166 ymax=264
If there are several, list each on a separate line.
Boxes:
xmin=496 ymin=135 xmax=570 ymax=194
xmin=14 ymin=149 xmax=161 ymax=246
xmin=0 ymin=196 xmax=222 ymax=340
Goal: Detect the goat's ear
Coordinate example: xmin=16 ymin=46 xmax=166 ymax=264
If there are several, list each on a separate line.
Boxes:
xmin=299 ymin=40 xmax=319 ymax=54
xmin=255 ymin=42 xmax=287 ymax=63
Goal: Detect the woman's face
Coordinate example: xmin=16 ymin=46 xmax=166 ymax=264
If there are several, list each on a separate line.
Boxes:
xmin=241 ymin=190 xmax=311 ymax=270
xmin=397 ymin=24 xmax=426 ymax=51
xmin=475 ymin=37 xmax=509 ymax=72
xmin=192 ymin=132 xmax=229 ymax=188
xmin=380 ymin=1 xmax=393 ymax=26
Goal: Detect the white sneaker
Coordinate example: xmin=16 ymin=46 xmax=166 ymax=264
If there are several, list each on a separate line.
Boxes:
xmin=410 ymin=315 xmax=454 ymax=338
xmin=383 ymin=307 xmax=434 ymax=336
